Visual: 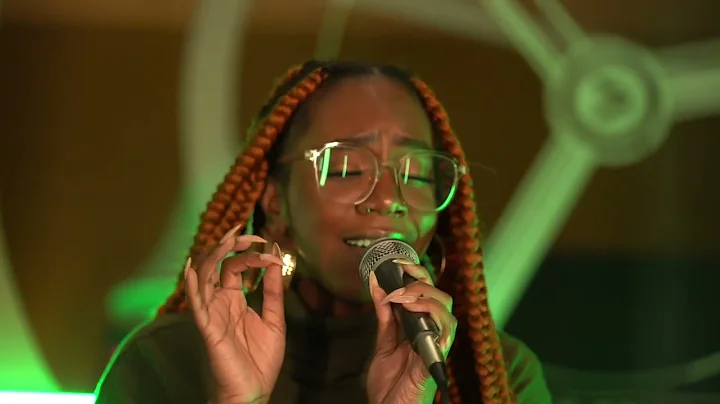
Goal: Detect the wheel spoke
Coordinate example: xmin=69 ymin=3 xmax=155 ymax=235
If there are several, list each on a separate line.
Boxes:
xmin=482 ymin=0 xmax=573 ymax=81
xmin=534 ymin=0 xmax=586 ymax=46
xmin=358 ymin=0 xmax=509 ymax=47
xmin=658 ymin=39 xmax=720 ymax=123
xmin=315 ymin=0 xmax=357 ymax=59
xmin=180 ymin=0 xmax=249 ymax=183
xmin=107 ymin=0 xmax=253 ymax=323
xmin=484 ymin=137 xmax=597 ymax=328
xmin=0 ymin=194 xmax=60 ymax=391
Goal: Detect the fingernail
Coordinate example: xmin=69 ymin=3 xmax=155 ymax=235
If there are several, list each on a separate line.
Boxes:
xmin=394 ymin=260 xmax=428 ymax=279
xmin=392 ymin=258 xmax=416 ymax=265
xmin=369 ymin=272 xmax=378 ymax=300
xmin=220 ymin=224 xmax=243 ymax=244
xmin=389 ymin=295 xmax=418 ymax=304
xmin=272 ymin=242 xmax=283 ymax=259
xmin=439 ymin=335 xmax=450 ymax=352
xmin=259 ymin=253 xmax=285 ymax=266
xmin=381 ymin=287 xmax=406 ymax=305
xmin=413 ymin=276 xmax=430 ymax=284
xmin=183 ymin=257 xmax=192 ymax=279
xmin=236 ymin=234 xmax=267 ymax=244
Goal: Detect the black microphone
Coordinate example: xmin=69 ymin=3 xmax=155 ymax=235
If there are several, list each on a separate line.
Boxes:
xmin=359 ymin=238 xmax=450 ymax=394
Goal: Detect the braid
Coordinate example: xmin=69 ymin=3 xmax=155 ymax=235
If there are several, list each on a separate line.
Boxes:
xmin=410 ymin=78 xmax=514 ymax=403
xmin=268 ymin=64 xmax=305 ymax=99
xmin=157 ymin=65 xmax=328 ymax=315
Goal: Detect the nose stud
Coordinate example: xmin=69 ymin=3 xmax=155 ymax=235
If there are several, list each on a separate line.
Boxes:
xmin=357 ymin=204 xmax=375 ymax=214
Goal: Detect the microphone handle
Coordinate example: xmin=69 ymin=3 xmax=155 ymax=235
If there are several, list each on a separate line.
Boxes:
xmin=374 ymin=264 xmax=443 ymax=365
xmin=393 ymin=273 xmax=440 ymax=341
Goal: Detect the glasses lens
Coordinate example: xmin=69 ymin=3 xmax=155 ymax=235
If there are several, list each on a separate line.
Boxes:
xmin=314 ymin=145 xmax=377 ymax=204
xmin=398 ymin=152 xmax=459 ymax=212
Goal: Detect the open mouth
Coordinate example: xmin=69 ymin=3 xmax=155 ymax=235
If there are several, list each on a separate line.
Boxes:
xmin=343 ymin=231 xmax=407 ymax=249
xmin=343 ymin=238 xmax=380 ymax=249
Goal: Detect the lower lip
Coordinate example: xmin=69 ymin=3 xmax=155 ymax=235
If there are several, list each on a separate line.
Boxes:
xmin=344 ymin=244 xmax=369 ymax=250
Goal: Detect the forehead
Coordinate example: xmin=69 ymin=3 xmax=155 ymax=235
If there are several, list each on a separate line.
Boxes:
xmin=295 ymin=75 xmax=434 ymax=149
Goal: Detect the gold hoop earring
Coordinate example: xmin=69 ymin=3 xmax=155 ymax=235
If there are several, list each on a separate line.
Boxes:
xmin=428 ymin=234 xmax=447 ymax=276
xmin=425 ymin=234 xmax=446 ymax=280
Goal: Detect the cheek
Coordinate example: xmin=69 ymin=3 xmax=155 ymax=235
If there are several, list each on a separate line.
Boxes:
xmin=285 ymin=170 xmax=341 ymax=239
xmin=414 ymin=212 xmax=438 ymax=254
xmin=287 ymin=171 xmax=319 ymax=219
xmin=417 ymin=213 xmax=437 ymax=235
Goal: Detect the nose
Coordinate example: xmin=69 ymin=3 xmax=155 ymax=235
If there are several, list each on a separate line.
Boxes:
xmin=356 ymin=167 xmax=408 ymax=216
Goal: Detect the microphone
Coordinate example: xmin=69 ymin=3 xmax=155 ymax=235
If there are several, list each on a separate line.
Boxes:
xmin=359 ymin=238 xmax=450 ymax=394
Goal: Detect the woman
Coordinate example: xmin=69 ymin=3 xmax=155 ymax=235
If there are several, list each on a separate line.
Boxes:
xmin=95 ymin=60 xmax=552 ymax=403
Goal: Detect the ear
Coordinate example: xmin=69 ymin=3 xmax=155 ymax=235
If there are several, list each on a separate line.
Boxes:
xmin=260 ymin=178 xmax=283 ymax=219
xmin=259 ymin=178 xmax=290 ymax=241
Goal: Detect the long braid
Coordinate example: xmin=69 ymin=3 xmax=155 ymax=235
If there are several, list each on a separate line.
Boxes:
xmin=242 ymin=63 xmax=307 ymax=138
xmin=411 ymin=78 xmax=514 ymax=403
xmin=157 ymin=65 xmax=328 ymax=315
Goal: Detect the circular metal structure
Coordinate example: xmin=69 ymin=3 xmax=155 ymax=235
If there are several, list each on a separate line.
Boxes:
xmin=545 ymin=36 xmax=674 ymax=166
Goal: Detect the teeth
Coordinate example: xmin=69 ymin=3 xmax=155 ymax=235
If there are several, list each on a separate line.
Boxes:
xmin=345 ymin=239 xmax=376 ymax=248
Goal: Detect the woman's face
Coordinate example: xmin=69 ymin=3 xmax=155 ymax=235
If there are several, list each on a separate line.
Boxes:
xmin=264 ymin=75 xmax=438 ymax=302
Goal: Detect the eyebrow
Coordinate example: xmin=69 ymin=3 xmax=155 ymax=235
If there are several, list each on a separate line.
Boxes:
xmin=334 ymin=132 xmax=432 ymax=150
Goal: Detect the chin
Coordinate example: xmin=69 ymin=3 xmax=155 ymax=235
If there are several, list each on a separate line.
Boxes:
xmin=329 ymin=281 xmax=371 ymax=304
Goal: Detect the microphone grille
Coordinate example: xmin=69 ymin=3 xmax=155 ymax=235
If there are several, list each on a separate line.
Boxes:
xmin=358 ymin=238 xmax=420 ymax=288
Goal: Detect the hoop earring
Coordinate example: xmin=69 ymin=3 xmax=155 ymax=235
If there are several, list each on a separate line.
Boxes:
xmin=425 ymin=234 xmax=447 ymax=277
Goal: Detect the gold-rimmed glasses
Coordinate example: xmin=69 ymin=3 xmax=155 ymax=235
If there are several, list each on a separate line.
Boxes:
xmin=281 ymin=141 xmax=466 ymax=213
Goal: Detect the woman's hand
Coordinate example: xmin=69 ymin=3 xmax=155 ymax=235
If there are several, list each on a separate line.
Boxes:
xmin=366 ymin=261 xmax=457 ymax=404
xmin=185 ymin=225 xmax=287 ymax=404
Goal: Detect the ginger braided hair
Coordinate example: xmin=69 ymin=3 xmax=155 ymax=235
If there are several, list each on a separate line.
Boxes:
xmin=157 ymin=61 xmax=513 ymax=403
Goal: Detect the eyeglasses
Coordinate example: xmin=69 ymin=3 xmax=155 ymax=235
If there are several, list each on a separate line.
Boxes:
xmin=282 ymin=141 xmax=466 ymax=212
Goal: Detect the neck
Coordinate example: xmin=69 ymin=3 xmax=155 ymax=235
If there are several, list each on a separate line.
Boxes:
xmin=293 ymin=276 xmax=374 ymax=317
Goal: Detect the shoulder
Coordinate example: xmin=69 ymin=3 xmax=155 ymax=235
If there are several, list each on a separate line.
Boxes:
xmin=95 ymin=312 xmax=210 ymax=403
xmin=110 ymin=311 xmax=205 ymax=371
xmin=120 ymin=310 xmax=198 ymax=341
xmin=499 ymin=331 xmax=553 ymax=403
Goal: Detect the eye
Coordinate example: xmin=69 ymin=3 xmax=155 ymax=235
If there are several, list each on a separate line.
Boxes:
xmin=316 ymin=145 xmax=376 ymax=181
xmin=326 ymin=170 xmax=364 ymax=178
xmin=401 ymin=174 xmax=435 ymax=187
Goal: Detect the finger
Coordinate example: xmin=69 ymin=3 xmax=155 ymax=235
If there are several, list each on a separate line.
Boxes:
xmin=219 ymin=250 xmax=284 ymax=290
xmin=231 ymin=234 xmax=267 ymax=251
xmin=184 ymin=258 xmax=209 ymax=328
xmin=393 ymin=260 xmax=433 ymax=286
xmin=205 ymin=230 xmax=266 ymax=273
xmin=197 ymin=224 xmax=244 ymax=303
xmin=219 ymin=255 xmax=246 ymax=291
xmin=220 ymin=234 xmax=270 ymax=288
xmin=401 ymin=297 xmax=458 ymax=353
xmin=401 ymin=281 xmax=453 ymax=311
xmin=261 ymin=243 xmax=286 ymax=332
xmin=369 ymin=272 xmax=399 ymax=357
xmin=200 ymin=230 xmax=267 ymax=303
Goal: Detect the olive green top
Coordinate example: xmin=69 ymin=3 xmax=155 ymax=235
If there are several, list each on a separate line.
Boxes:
xmin=95 ymin=287 xmax=552 ymax=403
